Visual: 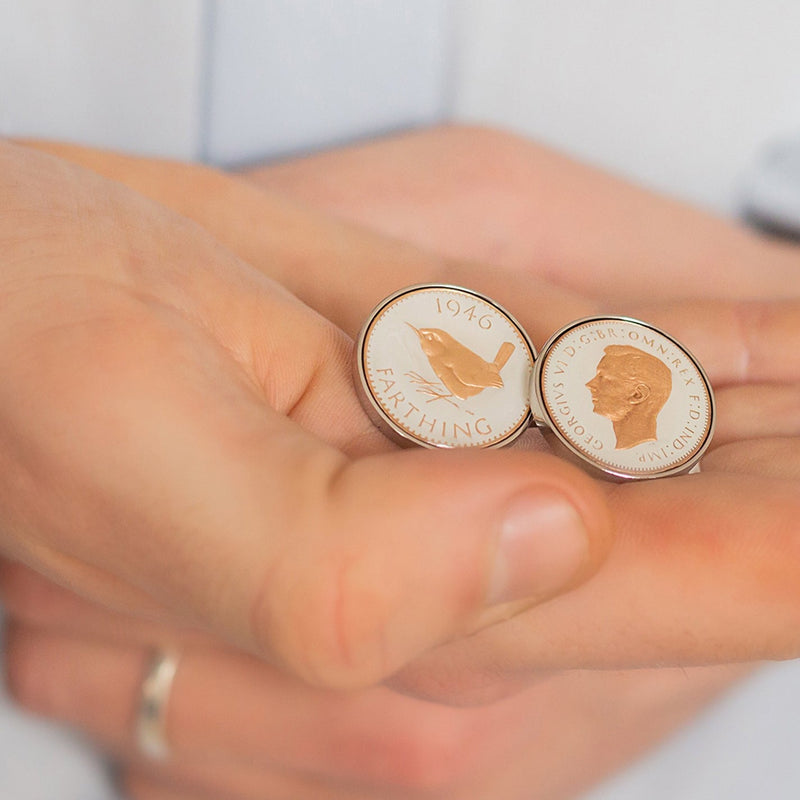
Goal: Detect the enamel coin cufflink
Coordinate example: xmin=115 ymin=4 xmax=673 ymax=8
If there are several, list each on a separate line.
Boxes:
xmin=531 ymin=316 xmax=714 ymax=480
xmin=355 ymin=285 xmax=536 ymax=448
xmin=356 ymin=286 xmax=715 ymax=480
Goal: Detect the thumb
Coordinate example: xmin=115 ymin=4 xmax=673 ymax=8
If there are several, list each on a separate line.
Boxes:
xmin=243 ymin=442 xmax=610 ymax=689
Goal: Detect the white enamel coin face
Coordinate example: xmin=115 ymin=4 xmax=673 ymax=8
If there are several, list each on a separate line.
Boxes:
xmin=356 ymin=285 xmax=535 ymax=448
xmin=533 ymin=317 xmax=714 ymax=479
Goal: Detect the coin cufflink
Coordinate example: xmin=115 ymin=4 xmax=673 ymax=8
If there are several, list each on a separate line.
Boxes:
xmin=531 ymin=316 xmax=715 ymax=480
xmin=355 ymin=287 xmax=715 ymax=478
xmin=355 ymin=285 xmax=536 ymax=448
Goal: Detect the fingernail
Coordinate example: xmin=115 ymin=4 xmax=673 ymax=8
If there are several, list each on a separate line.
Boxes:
xmin=488 ymin=490 xmax=590 ymax=605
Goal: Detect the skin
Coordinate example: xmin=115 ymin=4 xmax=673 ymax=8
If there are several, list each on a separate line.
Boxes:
xmin=2 ymin=128 xmax=800 ymax=799
xmin=0 ymin=138 xmax=618 ymax=692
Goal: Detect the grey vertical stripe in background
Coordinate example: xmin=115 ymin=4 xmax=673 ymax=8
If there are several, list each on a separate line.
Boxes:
xmin=201 ymin=0 xmax=454 ymax=166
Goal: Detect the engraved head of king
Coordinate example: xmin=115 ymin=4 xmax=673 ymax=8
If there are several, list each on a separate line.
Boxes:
xmin=585 ymin=345 xmax=672 ymax=449
xmin=408 ymin=324 xmax=515 ymax=401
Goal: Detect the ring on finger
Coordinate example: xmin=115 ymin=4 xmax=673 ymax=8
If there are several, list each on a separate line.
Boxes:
xmin=135 ymin=648 xmax=180 ymax=760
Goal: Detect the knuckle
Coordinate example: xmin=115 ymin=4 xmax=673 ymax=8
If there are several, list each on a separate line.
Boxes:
xmin=255 ymin=305 xmax=349 ymax=417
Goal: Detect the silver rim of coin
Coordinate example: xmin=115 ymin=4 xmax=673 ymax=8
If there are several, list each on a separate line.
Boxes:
xmin=531 ymin=315 xmax=715 ymax=481
xmin=355 ymin=284 xmax=536 ymax=449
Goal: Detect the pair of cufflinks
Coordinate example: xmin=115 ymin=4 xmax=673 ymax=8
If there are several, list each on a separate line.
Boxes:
xmin=355 ymin=285 xmax=714 ymax=481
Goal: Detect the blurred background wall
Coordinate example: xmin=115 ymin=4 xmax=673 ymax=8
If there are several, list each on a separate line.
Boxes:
xmin=2 ymin=0 xmax=800 ymax=213
xmin=454 ymin=0 xmax=800 ymax=213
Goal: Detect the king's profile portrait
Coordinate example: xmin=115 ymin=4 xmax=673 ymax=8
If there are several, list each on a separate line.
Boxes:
xmin=585 ymin=345 xmax=673 ymax=449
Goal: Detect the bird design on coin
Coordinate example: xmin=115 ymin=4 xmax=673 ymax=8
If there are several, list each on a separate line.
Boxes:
xmin=356 ymin=285 xmax=535 ymax=449
xmin=408 ymin=324 xmax=515 ymax=400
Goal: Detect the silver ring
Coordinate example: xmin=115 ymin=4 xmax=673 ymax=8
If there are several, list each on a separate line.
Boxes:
xmin=135 ymin=649 xmax=180 ymax=760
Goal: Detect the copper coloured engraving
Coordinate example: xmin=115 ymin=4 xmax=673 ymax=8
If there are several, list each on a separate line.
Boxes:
xmin=585 ymin=345 xmax=673 ymax=450
xmin=408 ymin=324 xmax=515 ymax=401
xmin=359 ymin=285 xmax=533 ymax=449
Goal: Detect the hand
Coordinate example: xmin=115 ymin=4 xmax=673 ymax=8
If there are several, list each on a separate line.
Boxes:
xmin=241 ymin=127 xmax=800 ymax=688
xmin=30 ymin=133 xmax=800 ymax=686
xmin=4 ymin=132 xmax=798 ymax=800
xmin=245 ymin=124 xmax=800 ymax=306
xmin=0 ymin=140 xmax=613 ymax=693
xmin=2 ymin=562 xmax=747 ymax=800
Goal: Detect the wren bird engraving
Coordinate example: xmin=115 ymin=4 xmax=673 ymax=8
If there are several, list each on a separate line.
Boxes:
xmin=408 ymin=324 xmax=515 ymax=400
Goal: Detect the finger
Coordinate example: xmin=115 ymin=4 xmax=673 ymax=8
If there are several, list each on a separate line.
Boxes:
xmin=124 ymin=772 xmax=202 ymax=800
xmin=712 ymin=385 xmax=800 ymax=446
xmin=391 ymin=470 xmax=800 ymax=681
xmin=23 ymin=139 xmax=800 ymax=392
xmin=8 ymin=624 xmax=751 ymax=800
xmin=4 ymin=626 xmax=530 ymax=792
xmin=0 ymin=560 xmax=212 ymax=647
xmin=1 ymin=142 xmax=612 ymax=689
xmin=633 ymin=299 xmax=800 ymax=385
xmin=125 ymin=755 xmax=494 ymax=800
xmin=4 ymin=625 xmax=147 ymax=753
xmin=123 ymin=770 xmax=300 ymax=800
xmin=123 ymin=763 xmax=377 ymax=800
xmin=242 ymin=125 xmax=800 ymax=302
xmin=117 ymin=657 xmax=753 ymax=800
xmin=0 ymin=559 xmax=536 ymax=707
xmin=703 ymin=437 xmax=800 ymax=479
xmin=19 ymin=138 xmax=597 ymax=338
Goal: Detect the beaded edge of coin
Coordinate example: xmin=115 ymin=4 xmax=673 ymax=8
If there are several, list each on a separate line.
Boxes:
xmin=354 ymin=284 xmax=537 ymax=449
xmin=530 ymin=315 xmax=715 ymax=481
